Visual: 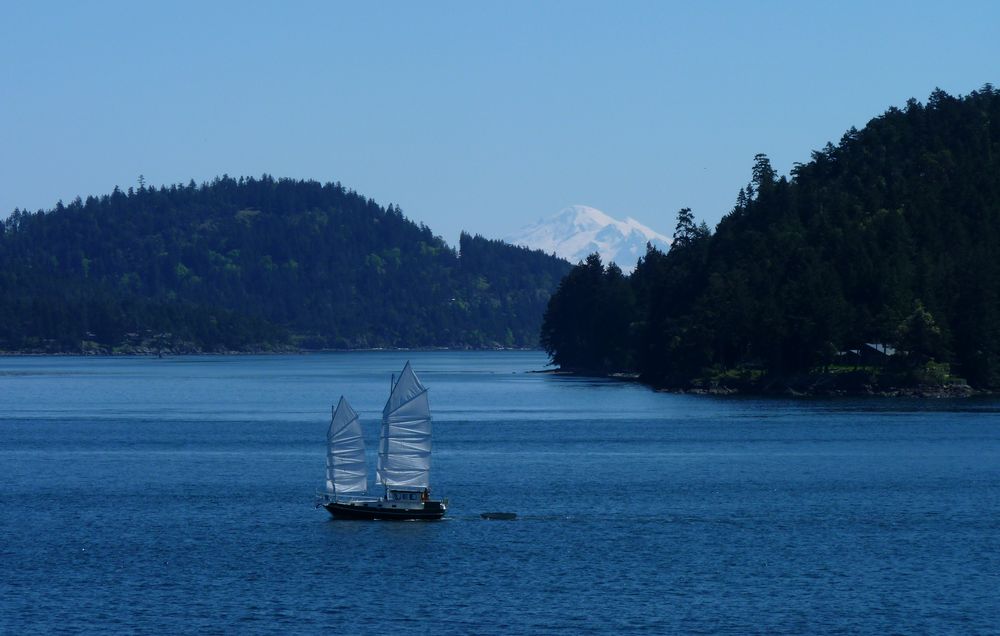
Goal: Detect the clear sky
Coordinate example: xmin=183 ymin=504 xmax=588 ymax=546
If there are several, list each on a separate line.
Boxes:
xmin=2 ymin=1 xmax=998 ymax=245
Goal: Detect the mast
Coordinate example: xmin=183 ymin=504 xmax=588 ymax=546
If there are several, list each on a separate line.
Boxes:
xmin=326 ymin=396 xmax=368 ymax=496
xmin=376 ymin=361 xmax=432 ymax=490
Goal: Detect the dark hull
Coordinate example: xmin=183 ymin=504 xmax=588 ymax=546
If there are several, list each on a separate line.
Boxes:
xmin=324 ymin=500 xmax=446 ymax=521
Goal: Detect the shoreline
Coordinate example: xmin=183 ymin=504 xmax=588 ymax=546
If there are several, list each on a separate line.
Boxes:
xmin=0 ymin=345 xmax=545 ymax=357
xmin=2 ymin=353 xmax=988 ymax=397
xmin=547 ymin=367 xmax=989 ymax=398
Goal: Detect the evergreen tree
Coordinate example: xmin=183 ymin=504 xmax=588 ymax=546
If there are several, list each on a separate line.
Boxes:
xmin=541 ymin=86 xmax=1000 ymax=390
xmin=0 ymin=177 xmax=571 ymax=352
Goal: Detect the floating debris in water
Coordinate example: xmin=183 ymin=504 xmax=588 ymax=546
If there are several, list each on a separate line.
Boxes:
xmin=480 ymin=512 xmax=517 ymax=520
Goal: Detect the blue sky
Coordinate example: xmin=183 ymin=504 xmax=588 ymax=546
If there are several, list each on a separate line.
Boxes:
xmin=2 ymin=1 xmax=998 ymax=244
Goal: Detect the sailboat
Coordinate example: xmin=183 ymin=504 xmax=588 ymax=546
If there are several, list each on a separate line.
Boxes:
xmin=317 ymin=362 xmax=447 ymax=520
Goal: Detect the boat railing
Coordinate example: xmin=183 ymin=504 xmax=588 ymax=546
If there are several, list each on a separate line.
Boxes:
xmin=314 ymin=491 xmax=377 ymax=504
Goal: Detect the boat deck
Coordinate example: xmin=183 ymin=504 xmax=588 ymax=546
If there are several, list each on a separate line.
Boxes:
xmin=323 ymin=499 xmax=446 ymax=521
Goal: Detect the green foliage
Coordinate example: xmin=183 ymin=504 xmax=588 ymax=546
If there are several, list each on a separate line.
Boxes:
xmin=540 ymin=254 xmax=636 ymax=373
xmin=542 ymin=85 xmax=1000 ymax=389
xmin=894 ymin=300 xmax=946 ymax=364
xmin=0 ymin=176 xmax=570 ymax=352
xmin=911 ymin=361 xmax=953 ymax=386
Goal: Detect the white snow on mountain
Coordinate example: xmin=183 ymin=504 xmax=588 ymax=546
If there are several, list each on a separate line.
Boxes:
xmin=504 ymin=205 xmax=671 ymax=274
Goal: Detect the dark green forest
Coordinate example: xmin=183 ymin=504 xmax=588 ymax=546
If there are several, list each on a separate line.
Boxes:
xmin=542 ymin=86 xmax=1000 ymax=391
xmin=0 ymin=176 xmax=570 ymax=352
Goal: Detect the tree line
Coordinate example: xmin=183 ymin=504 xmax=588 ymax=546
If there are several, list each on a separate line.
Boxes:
xmin=542 ymin=86 xmax=1000 ymax=390
xmin=0 ymin=176 xmax=571 ymax=352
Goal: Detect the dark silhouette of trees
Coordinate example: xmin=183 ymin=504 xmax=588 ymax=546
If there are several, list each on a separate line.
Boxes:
xmin=0 ymin=176 xmax=570 ymax=352
xmin=542 ymin=85 xmax=1000 ymax=390
xmin=540 ymin=254 xmax=636 ymax=373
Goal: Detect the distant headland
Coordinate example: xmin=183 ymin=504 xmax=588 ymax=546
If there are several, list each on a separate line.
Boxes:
xmin=541 ymin=86 xmax=1000 ymax=396
xmin=0 ymin=177 xmax=570 ymax=354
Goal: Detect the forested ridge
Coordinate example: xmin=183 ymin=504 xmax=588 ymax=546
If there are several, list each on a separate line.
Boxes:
xmin=0 ymin=176 xmax=571 ymax=352
xmin=542 ymin=86 xmax=1000 ymax=392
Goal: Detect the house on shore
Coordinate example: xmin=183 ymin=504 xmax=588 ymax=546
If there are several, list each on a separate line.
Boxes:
xmin=837 ymin=342 xmax=898 ymax=366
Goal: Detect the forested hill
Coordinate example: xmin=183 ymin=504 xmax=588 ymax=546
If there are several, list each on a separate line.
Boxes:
xmin=542 ymin=85 xmax=1000 ymax=391
xmin=0 ymin=176 xmax=571 ymax=352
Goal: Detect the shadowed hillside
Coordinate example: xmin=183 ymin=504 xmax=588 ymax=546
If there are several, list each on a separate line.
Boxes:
xmin=543 ymin=85 xmax=1000 ymax=391
xmin=0 ymin=176 xmax=570 ymax=352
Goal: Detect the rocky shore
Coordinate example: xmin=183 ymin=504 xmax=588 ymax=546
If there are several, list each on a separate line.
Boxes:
xmin=547 ymin=367 xmax=983 ymax=398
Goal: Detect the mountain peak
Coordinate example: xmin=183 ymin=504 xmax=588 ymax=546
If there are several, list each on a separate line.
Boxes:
xmin=504 ymin=205 xmax=671 ymax=273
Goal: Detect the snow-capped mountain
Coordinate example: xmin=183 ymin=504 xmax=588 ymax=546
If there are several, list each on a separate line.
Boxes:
xmin=504 ymin=205 xmax=671 ymax=274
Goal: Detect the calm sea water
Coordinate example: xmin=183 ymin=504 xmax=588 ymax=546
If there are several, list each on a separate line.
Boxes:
xmin=1 ymin=351 xmax=998 ymax=634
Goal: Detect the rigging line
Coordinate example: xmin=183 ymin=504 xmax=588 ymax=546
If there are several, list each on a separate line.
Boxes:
xmin=383 ymin=388 xmax=430 ymax=414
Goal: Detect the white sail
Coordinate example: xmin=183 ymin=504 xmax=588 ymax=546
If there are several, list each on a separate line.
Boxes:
xmin=376 ymin=362 xmax=432 ymax=489
xmin=326 ymin=396 xmax=368 ymax=494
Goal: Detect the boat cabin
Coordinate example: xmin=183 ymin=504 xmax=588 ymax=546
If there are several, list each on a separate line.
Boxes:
xmin=387 ymin=488 xmax=430 ymax=503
